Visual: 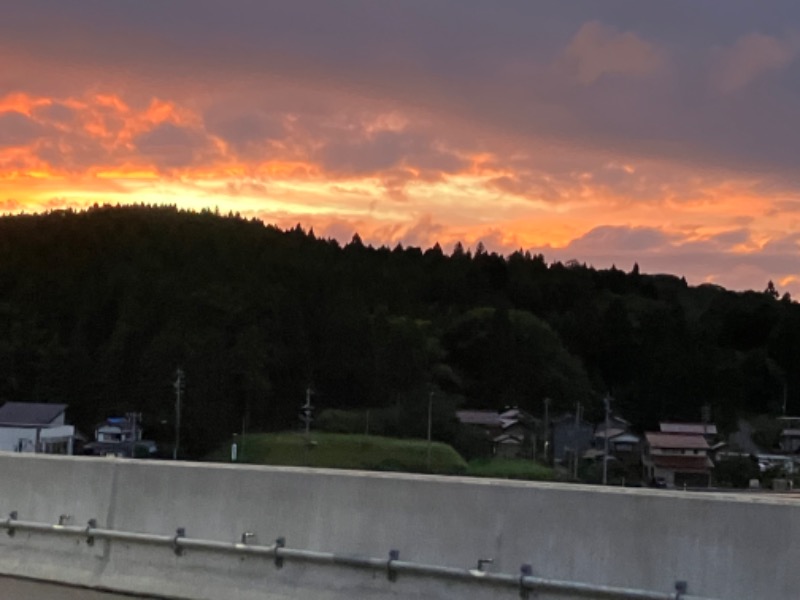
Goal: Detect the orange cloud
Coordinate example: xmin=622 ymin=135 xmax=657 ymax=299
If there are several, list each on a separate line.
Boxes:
xmin=0 ymin=84 xmax=797 ymax=295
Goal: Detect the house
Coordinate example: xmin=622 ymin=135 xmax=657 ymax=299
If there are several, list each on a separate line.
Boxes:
xmin=95 ymin=416 xmax=142 ymax=444
xmin=595 ymin=414 xmax=632 ymax=435
xmin=0 ymin=402 xmax=76 ymax=454
xmin=83 ymin=416 xmax=157 ymax=458
xmin=456 ymin=407 xmax=538 ymax=458
xmin=583 ymin=414 xmax=642 ymax=477
xmin=642 ymin=432 xmax=714 ymax=488
xmin=659 ymin=422 xmax=717 ymax=443
xmin=777 ymin=417 xmax=800 ymax=453
xmin=456 ymin=410 xmax=503 ymax=434
xmin=592 ymin=428 xmax=642 ymax=460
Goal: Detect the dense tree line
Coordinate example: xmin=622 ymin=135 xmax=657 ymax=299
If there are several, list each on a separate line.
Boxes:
xmin=0 ymin=205 xmax=797 ymax=456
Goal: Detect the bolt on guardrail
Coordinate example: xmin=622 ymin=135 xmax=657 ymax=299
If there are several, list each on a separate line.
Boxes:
xmin=0 ymin=513 xmax=722 ymax=600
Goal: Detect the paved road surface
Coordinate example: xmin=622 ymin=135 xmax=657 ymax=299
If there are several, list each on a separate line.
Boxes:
xmin=0 ymin=576 xmax=160 ymax=600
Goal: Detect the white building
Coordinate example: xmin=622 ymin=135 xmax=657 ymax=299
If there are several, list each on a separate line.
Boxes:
xmin=0 ymin=402 xmax=75 ymax=454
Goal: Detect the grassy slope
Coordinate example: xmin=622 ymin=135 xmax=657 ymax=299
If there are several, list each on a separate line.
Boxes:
xmin=206 ymin=432 xmax=468 ymax=475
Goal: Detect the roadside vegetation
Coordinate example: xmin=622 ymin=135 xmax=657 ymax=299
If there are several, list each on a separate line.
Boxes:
xmin=205 ymin=432 xmax=468 ymax=475
xmin=206 ymin=432 xmax=563 ymax=482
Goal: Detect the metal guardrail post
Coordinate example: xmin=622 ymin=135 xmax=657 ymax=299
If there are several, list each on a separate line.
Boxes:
xmin=387 ymin=549 xmax=399 ymax=582
xmin=520 ymin=564 xmax=533 ymax=599
xmin=676 ymin=581 xmax=688 ymax=599
xmin=274 ymin=536 xmax=285 ymax=569
xmin=86 ymin=519 xmax=97 ymax=546
xmin=5 ymin=511 xmax=16 ymax=538
xmin=173 ymin=527 xmax=186 ymax=556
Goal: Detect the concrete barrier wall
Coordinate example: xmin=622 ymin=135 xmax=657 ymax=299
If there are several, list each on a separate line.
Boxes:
xmin=0 ymin=453 xmax=797 ymax=599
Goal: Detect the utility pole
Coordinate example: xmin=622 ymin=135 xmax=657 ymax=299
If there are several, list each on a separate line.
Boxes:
xmin=125 ymin=412 xmax=141 ymax=459
xmin=426 ymin=390 xmax=434 ymax=472
xmin=543 ymin=397 xmax=551 ymax=464
xmin=241 ymin=413 xmax=247 ymax=463
xmin=173 ymin=368 xmax=185 ymax=460
xmin=572 ymin=401 xmax=581 ymax=480
xmin=783 ymin=381 xmax=788 ymax=416
xmin=602 ymin=395 xmax=611 ymax=485
xmin=300 ymin=386 xmax=314 ymax=441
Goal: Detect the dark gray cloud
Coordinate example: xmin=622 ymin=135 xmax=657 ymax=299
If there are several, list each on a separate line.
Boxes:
xmin=203 ymin=109 xmax=285 ymax=156
xmin=133 ymin=123 xmax=218 ymax=169
xmin=318 ymin=130 xmax=465 ymax=178
xmin=0 ymin=112 xmax=44 ymax=147
xmin=32 ymin=103 xmax=76 ymax=124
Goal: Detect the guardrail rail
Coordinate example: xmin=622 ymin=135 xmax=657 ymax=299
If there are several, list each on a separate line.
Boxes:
xmin=0 ymin=511 xmax=721 ymax=600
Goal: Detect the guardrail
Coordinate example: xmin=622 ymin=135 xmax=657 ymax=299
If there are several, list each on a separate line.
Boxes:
xmin=0 ymin=511 xmax=720 ymax=600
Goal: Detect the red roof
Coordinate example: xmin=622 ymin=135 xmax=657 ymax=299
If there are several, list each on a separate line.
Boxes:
xmin=645 ymin=432 xmax=710 ymax=450
xmin=651 ymin=455 xmax=713 ymax=473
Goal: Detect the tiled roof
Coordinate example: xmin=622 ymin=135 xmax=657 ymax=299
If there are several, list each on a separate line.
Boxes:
xmin=493 ymin=433 xmax=523 ymax=444
xmin=595 ymin=427 xmax=626 ymax=439
xmin=0 ymin=402 xmax=67 ymax=426
xmin=645 ymin=432 xmax=710 ymax=449
xmin=659 ymin=422 xmax=717 ymax=435
xmin=611 ymin=433 xmax=640 ymax=444
xmin=456 ymin=410 xmax=501 ymax=427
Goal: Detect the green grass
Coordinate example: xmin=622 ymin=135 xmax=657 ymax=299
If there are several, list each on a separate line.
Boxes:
xmin=465 ymin=457 xmax=556 ymax=481
xmin=206 ymin=432 xmax=468 ymax=475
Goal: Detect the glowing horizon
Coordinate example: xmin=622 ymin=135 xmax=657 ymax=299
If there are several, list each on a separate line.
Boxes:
xmin=2 ymin=2 xmax=800 ymax=295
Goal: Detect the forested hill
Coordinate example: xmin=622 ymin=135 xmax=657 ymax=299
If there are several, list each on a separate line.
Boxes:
xmin=1 ymin=205 xmax=797 ymax=456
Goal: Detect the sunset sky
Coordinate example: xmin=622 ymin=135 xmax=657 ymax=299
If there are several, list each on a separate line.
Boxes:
xmin=2 ymin=1 xmax=800 ymax=294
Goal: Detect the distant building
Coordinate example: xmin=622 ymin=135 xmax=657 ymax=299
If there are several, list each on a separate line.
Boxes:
xmin=583 ymin=414 xmax=642 ymax=477
xmin=643 ymin=432 xmax=713 ymax=488
xmin=591 ymin=428 xmax=641 ymax=459
xmin=84 ymin=416 xmax=157 ymax=458
xmin=777 ymin=417 xmax=800 ymax=453
xmin=456 ymin=410 xmax=503 ymax=433
xmin=0 ymin=402 xmax=76 ymax=454
xmin=659 ymin=422 xmax=717 ymax=442
xmin=456 ymin=407 xmax=538 ymax=458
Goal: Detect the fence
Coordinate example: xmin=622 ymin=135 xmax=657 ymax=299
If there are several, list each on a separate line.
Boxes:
xmin=0 ymin=511 xmax=720 ymax=600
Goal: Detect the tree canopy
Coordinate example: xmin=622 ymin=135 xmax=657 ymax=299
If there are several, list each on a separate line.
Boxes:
xmin=0 ymin=205 xmax=796 ymax=456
